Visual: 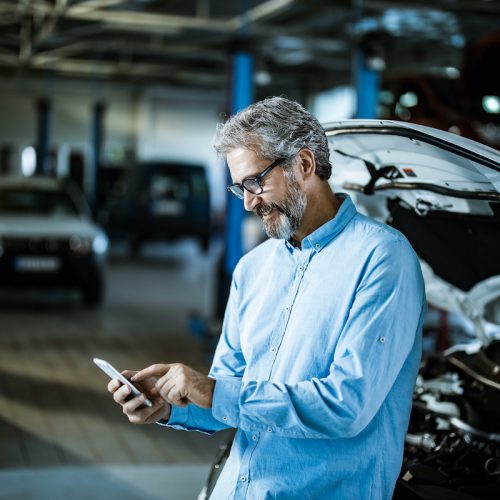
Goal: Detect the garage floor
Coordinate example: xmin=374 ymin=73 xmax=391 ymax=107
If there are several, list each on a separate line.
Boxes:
xmin=0 ymin=241 xmax=232 ymax=499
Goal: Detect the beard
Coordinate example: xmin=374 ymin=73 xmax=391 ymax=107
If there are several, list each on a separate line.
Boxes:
xmin=255 ymin=173 xmax=307 ymax=240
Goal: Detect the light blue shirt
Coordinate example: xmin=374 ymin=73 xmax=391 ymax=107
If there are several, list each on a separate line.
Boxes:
xmin=165 ymin=194 xmax=426 ymax=499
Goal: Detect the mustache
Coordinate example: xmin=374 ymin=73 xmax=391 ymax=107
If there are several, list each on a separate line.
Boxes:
xmin=255 ymin=202 xmax=286 ymax=218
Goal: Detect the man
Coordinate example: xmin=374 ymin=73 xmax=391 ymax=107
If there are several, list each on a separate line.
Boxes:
xmin=109 ymin=97 xmax=426 ymax=499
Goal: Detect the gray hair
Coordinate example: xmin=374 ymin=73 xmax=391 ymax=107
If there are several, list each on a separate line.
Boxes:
xmin=214 ymin=96 xmax=332 ymax=180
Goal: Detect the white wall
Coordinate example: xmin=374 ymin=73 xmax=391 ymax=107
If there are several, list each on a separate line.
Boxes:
xmin=136 ymin=86 xmax=226 ymax=210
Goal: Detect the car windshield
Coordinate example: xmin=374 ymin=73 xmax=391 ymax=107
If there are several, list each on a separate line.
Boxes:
xmin=150 ymin=174 xmax=189 ymax=200
xmin=0 ymin=187 xmax=79 ymax=216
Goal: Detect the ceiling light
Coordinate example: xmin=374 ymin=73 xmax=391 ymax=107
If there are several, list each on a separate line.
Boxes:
xmin=482 ymin=96 xmax=500 ymax=114
xmin=399 ymin=92 xmax=418 ymax=108
xmin=379 ymin=90 xmax=395 ymax=104
xmin=254 ymin=70 xmax=271 ymax=86
xmin=445 ymin=67 xmax=460 ymax=79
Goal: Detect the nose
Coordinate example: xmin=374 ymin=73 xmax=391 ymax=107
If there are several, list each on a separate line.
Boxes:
xmin=243 ymin=190 xmax=261 ymax=212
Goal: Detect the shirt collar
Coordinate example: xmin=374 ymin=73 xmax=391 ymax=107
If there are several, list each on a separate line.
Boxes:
xmin=285 ymin=193 xmax=357 ymax=253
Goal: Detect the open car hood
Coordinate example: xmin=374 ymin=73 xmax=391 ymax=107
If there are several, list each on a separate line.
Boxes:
xmin=325 ymin=120 xmax=500 ymax=343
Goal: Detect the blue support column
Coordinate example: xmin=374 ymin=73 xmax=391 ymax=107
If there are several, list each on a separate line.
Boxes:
xmin=210 ymin=0 xmax=254 ymax=333
xmin=355 ymin=50 xmax=380 ymax=119
xmin=90 ymin=101 xmax=105 ymax=215
xmin=36 ymin=98 xmax=51 ymax=175
xmin=224 ymin=50 xmax=254 ymax=275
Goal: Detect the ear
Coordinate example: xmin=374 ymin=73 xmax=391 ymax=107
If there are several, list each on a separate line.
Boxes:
xmin=296 ymin=148 xmax=316 ymax=180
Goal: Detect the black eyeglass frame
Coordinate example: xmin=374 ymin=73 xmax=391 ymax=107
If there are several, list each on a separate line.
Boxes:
xmin=227 ymin=157 xmax=288 ymax=199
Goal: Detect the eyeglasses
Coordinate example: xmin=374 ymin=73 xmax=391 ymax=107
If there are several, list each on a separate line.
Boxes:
xmin=227 ymin=157 xmax=287 ymax=200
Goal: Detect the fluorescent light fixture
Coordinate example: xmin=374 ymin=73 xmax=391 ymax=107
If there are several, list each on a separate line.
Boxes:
xmin=21 ymin=146 xmax=37 ymax=177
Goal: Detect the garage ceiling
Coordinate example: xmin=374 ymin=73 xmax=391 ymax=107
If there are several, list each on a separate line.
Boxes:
xmin=0 ymin=0 xmax=499 ymax=91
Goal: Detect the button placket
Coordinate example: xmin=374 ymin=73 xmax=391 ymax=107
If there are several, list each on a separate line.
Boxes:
xmin=267 ymin=252 xmax=312 ymax=381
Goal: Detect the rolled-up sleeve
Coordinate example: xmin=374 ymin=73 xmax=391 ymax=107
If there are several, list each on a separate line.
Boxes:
xmin=158 ymin=404 xmax=229 ymax=434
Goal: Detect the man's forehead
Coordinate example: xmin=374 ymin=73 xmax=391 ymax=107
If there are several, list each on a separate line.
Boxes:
xmin=227 ymin=147 xmax=258 ymax=164
xmin=227 ymin=148 xmax=267 ymax=180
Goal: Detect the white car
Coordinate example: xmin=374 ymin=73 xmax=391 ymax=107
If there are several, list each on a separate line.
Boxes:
xmin=0 ymin=177 xmax=109 ymax=307
xmin=328 ymin=120 xmax=500 ymax=499
xmin=326 ymin=119 xmax=500 ymax=342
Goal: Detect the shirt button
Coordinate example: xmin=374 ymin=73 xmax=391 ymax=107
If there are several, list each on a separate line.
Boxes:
xmin=298 ymin=266 xmax=303 ymax=271
xmin=252 ymin=434 xmax=257 ymax=441
xmin=379 ymin=337 xmax=386 ymax=343
xmin=240 ymin=476 xmax=247 ymax=482
xmin=315 ymin=243 xmax=321 ymax=249
xmin=222 ymin=416 xmax=228 ymax=421
xmin=267 ymin=427 xmax=272 ymax=433
xmin=270 ymin=347 xmax=276 ymax=353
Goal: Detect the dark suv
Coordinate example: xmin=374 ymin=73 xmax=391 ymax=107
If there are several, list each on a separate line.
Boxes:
xmin=126 ymin=162 xmax=211 ymax=254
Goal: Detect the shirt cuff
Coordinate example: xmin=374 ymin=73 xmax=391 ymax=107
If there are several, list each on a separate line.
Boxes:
xmin=157 ymin=403 xmax=228 ymax=435
xmin=211 ymin=377 xmax=242 ymax=428
xmin=157 ymin=404 xmax=188 ymax=430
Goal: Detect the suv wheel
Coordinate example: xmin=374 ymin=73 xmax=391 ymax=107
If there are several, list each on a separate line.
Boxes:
xmin=130 ymin=237 xmax=142 ymax=258
xmin=82 ymin=282 xmax=104 ymax=308
xmin=200 ymin=235 xmax=210 ymax=253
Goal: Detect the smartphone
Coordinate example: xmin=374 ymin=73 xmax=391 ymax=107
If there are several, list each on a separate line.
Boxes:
xmin=93 ymin=357 xmax=153 ymax=407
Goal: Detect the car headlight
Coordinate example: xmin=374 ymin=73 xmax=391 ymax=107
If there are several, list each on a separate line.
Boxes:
xmin=69 ymin=235 xmax=93 ymax=255
xmin=92 ymin=234 xmax=108 ymax=255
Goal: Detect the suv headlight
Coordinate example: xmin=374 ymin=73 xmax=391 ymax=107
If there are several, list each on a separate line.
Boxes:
xmin=92 ymin=234 xmax=108 ymax=255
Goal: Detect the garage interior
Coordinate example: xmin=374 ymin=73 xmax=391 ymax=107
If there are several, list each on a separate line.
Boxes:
xmin=0 ymin=1 xmax=499 ymax=499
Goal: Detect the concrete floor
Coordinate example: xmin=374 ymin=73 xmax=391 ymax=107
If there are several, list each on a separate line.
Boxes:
xmin=0 ymin=240 xmax=232 ymax=499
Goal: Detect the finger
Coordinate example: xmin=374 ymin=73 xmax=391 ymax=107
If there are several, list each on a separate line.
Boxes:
xmin=121 ymin=370 xmax=137 ymax=379
xmin=166 ymin=383 xmax=188 ymax=407
xmin=157 ymin=378 xmax=176 ymax=401
xmin=122 ymin=393 xmax=150 ymax=415
xmin=126 ymin=398 xmax=165 ymax=424
xmin=132 ymin=364 xmax=172 ymax=382
xmin=143 ymin=401 xmax=170 ymax=424
xmin=113 ymin=384 xmax=131 ymax=405
xmin=107 ymin=378 xmax=122 ymax=393
xmin=155 ymin=371 xmax=176 ymax=397
xmin=136 ymin=377 xmax=159 ymax=394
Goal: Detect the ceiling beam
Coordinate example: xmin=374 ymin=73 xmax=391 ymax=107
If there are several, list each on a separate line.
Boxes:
xmin=32 ymin=39 xmax=227 ymax=66
xmin=63 ymin=8 xmax=237 ymax=32
xmin=229 ymin=0 xmax=297 ymax=24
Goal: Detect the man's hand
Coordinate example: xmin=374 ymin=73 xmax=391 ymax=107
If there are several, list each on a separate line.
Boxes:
xmin=132 ymin=363 xmax=215 ymax=409
xmin=107 ymin=369 xmax=170 ymax=424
